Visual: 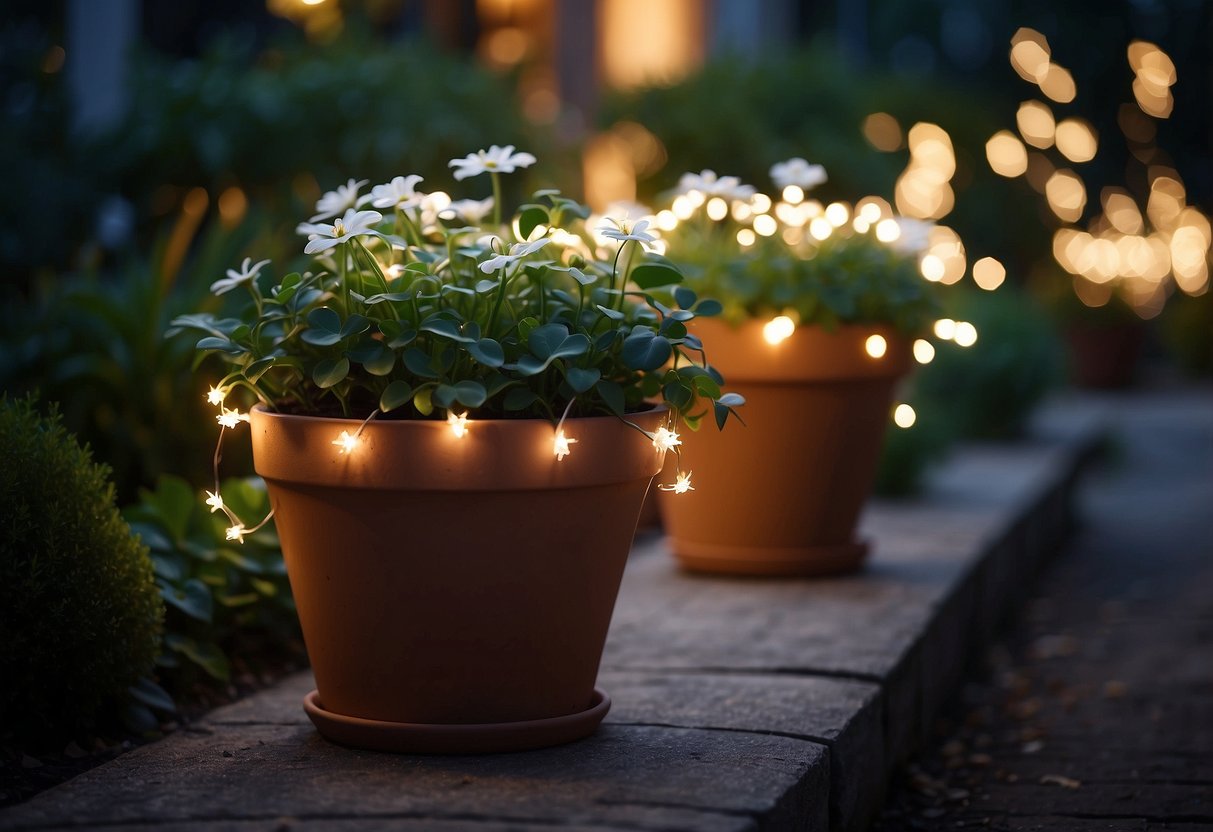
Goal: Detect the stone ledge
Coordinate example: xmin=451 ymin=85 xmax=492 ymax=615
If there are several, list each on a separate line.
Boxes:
xmin=0 ymin=398 xmax=1106 ymax=832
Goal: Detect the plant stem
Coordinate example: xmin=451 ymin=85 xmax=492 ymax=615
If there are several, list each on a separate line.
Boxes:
xmin=490 ymin=171 xmax=503 ymax=229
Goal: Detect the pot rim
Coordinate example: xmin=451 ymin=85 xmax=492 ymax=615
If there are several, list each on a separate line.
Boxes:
xmin=249 ymin=404 xmax=671 ymax=492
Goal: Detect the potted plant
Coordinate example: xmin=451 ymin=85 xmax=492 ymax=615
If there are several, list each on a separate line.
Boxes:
xmin=170 ymin=145 xmax=742 ymax=753
xmin=651 ymin=160 xmax=941 ymax=576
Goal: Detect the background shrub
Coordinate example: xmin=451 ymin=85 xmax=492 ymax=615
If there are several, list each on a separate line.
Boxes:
xmin=0 ymin=396 xmax=163 ymax=742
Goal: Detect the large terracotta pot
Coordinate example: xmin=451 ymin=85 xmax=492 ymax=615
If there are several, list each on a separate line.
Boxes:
xmin=250 ymin=406 xmax=668 ymax=753
xmin=659 ymin=318 xmax=912 ymax=577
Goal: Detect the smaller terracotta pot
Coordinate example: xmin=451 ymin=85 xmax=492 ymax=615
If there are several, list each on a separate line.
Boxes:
xmin=659 ymin=318 xmax=912 ymax=577
xmin=250 ymin=406 xmax=667 ymax=753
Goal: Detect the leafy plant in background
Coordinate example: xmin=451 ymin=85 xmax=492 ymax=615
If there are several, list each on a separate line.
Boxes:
xmin=0 ymin=395 xmax=164 ymax=744
xmin=657 ymin=164 xmax=941 ymax=334
xmin=0 ymin=218 xmax=275 ymax=502
xmin=916 ymin=287 xmax=1064 ymax=440
xmin=123 ymin=475 xmax=297 ymax=700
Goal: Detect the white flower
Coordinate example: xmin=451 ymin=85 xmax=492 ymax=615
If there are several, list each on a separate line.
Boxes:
xmin=443 ymin=197 xmax=495 ymax=225
xmin=449 ymin=145 xmax=537 ymax=180
xmin=302 ymin=208 xmax=384 ymax=255
xmin=205 ymin=491 xmax=224 ymax=513
xmin=210 ymin=257 xmax=270 ymax=296
xmin=597 ymin=216 xmax=658 ymax=249
xmin=770 ymin=158 xmax=828 ymax=191
xmin=889 ymin=217 xmax=934 ymax=255
xmin=368 ymin=175 xmax=425 ymax=211
xmin=225 ymin=524 xmax=246 ymax=544
xmin=676 ymin=170 xmax=756 ymax=201
xmin=312 ymin=178 xmax=367 ymax=221
xmin=478 ymin=237 xmax=552 ymax=273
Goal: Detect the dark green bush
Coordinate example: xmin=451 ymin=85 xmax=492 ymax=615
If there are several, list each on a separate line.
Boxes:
xmin=0 ymin=396 xmax=163 ymax=741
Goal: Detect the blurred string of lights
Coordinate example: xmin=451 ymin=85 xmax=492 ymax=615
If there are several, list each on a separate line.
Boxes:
xmin=997 ymin=28 xmax=1206 ymax=318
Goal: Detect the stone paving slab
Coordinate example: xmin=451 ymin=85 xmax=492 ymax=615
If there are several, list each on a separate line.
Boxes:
xmin=0 ymin=399 xmax=1106 ymax=832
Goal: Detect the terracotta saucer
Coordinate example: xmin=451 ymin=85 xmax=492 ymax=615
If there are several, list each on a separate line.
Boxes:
xmin=302 ymin=688 xmax=611 ymax=754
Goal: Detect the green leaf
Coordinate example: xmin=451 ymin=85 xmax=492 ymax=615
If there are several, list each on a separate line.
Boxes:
xmin=595 ymin=379 xmax=625 ymax=416
xmin=621 ymin=331 xmax=673 ymax=371
xmin=195 ymin=336 xmax=244 ymax=354
xmin=596 ymin=304 xmax=625 ymax=321
xmin=302 ymin=307 xmax=343 ymax=346
xmin=718 ymin=392 xmax=746 ymax=407
xmin=674 ymin=286 xmax=698 ymax=309
xmin=565 ymin=367 xmax=601 ymax=393
xmin=312 ymin=357 xmax=350 ymax=388
xmin=362 ymin=345 xmax=396 ymax=376
xmin=695 ymin=299 xmax=724 ymax=316
xmin=467 ymin=338 xmax=505 ymax=368
xmin=161 ymin=578 xmax=213 ymax=623
xmin=403 ymin=348 xmax=439 ymax=378
xmin=453 ymin=380 xmax=488 ymax=408
xmin=340 ymin=315 xmax=372 ymax=338
xmin=528 ymin=323 xmax=569 ymax=359
xmin=433 ymin=384 xmax=458 ymax=409
xmin=164 ymin=634 xmax=230 ymax=681
xmin=129 ymin=677 xmax=176 ymax=713
xmin=380 ymin=380 xmax=414 ymax=412
xmin=661 ymin=320 xmax=688 ymax=339
xmin=414 ymin=386 xmax=434 ymax=416
xmin=421 ymin=317 xmax=475 ymax=343
xmin=663 ymin=381 xmax=693 ymax=409
xmin=518 ymin=206 xmax=550 ymax=239
xmin=631 ymin=263 xmax=683 ymax=290
xmin=503 ymin=387 xmax=540 ymax=411
xmin=243 ymin=356 xmax=276 ymax=383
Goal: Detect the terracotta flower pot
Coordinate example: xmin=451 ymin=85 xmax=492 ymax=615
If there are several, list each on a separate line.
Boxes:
xmin=658 ymin=318 xmax=912 ymax=577
xmin=250 ymin=406 xmax=668 ymax=753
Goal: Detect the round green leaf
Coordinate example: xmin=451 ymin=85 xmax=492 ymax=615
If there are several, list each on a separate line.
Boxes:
xmin=312 ymin=357 xmax=350 ymax=388
xmin=380 ymin=380 xmax=414 ymax=412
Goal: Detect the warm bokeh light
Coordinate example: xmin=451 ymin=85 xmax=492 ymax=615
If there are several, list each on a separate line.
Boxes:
xmin=986 ymin=131 xmax=1029 ymax=178
xmin=863 ymin=112 xmax=903 ymax=151
xmin=753 ymin=214 xmax=778 ymax=237
xmin=865 ymin=334 xmax=888 ymax=359
xmin=934 ymin=318 xmax=957 ymax=340
xmin=925 ymin=226 xmax=967 ymax=284
xmin=763 ymin=315 xmax=796 ymax=345
xmin=895 ymin=123 xmax=957 ymax=220
xmin=1016 ymin=101 xmax=1056 ymax=149
xmin=600 ymin=0 xmax=703 ymax=89
xmin=1039 ymin=63 xmax=1077 ymax=103
xmin=1009 ymin=28 xmax=1051 ymax=82
xmin=913 ymin=339 xmax=936 ymax=364
xmin=1055 ymin=118 xmax=1098 ymax=163
xmin=972 ymin=256 xmax=1006 ymax=291
xmin=953 ymin=321 xmax=979 ymax=347
xmin=1045 ymin=169 xmax=1087 ymax=223
xmin=875 ymin=218 xmax=901 ymax=243
xmin=706 ymin=197 xmax=728 ymax=221
xmin=736 ymin=228 xmax=756 ymax=247
xmin=825 ymin=202 xmax=850 ymax=227
xmin=893 ymin=403 xmax=917 ymax=428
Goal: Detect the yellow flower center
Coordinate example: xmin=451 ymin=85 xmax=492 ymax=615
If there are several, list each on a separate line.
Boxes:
xmin=333 ymin=219 xmax=346 ymax=237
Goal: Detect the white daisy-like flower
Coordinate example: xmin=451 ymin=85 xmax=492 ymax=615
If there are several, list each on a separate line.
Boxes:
xmin=478 ymin=237 xmax=552 ymax=273
xmin=443 ymin=197 xmax=495 ymax=225
xmin=769 ymin=158 xmax=828 ymax=191
xmin=368 ymin=175 xmax=425 ymax=211
xmin=889 ymin=217 xmax=935 ymax=255
xmin=676 ymin=170 xmax=756 ymax=201
xmin=597 ymin=216 xmax=658 ymax=249
xmin=210 ymin=257 xmax=271 ymax=296
xmin=449 ymin=145 xmax=537 ymax=180
xmin=311 ymin=178 xmax=367 ymax=221
xmin=301 ymin=208 xmax=385 ymax=255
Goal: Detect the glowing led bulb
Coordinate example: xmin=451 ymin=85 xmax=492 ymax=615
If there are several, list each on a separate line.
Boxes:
xmin=913 ymin=339 xmax=936 ymax=364
xmin=226 ymin=524 xmax=247 ymax=543
xmin=216 ymin=408 xmax=249 ymax=429
xmin=206 ymin=385 xmax=227 ymax=406
xmin=865 ymin=334 xmax=888 ymax=359
xmin=953 ymin=321 xmax=979 ymax=347
xmin=447 ymin=412 xmax=470 ymax=438
xmin=763 ymin=315 xmax=796 ymax=345
xmin=893 ymin=404 xmax=917 ymax=428
xmin=652 ymin=426 xmax=682 ymax=452
xmin=658 ymin=471 xmax=695 ymax=494
xmin=553 ymin=429 xmax=577 ymax=461
xmin=205 ymin=490 xmax=224 ymax=513
xmin=332 ymin=430 xmax=359 ymax=454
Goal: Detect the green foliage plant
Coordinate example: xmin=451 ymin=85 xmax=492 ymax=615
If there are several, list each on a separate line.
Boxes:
xmin=123 ymin=475 xmax=296 ymax=695
xmin=656 ymin=163 xmax=941 ymax=333
xmin=0 ymin=396 xmax=163 ymax=741
xmin=170 ymin=145 xmax=744 ymax=526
